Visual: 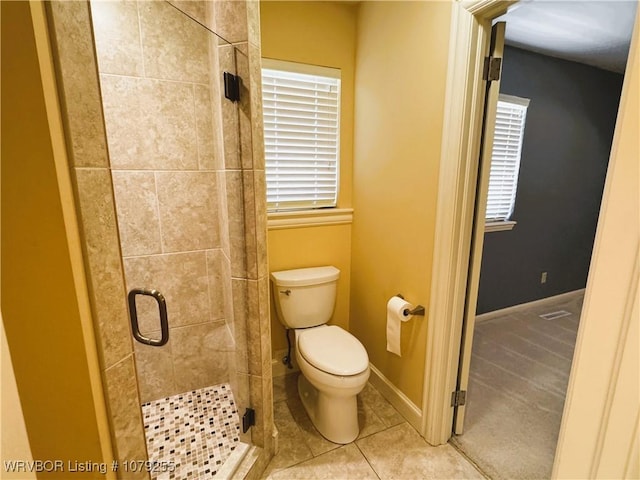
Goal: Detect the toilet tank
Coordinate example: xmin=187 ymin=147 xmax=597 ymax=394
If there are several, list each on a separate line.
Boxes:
xmin=270 ymin=266 xmax=340 ymax=329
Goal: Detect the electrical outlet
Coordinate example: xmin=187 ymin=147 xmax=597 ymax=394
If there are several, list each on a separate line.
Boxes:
xmin=541 ymin=272 xmax=548 ymax=284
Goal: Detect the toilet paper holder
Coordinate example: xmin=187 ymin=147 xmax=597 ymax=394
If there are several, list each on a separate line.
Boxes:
xmin=396 ymin=294 xmax=425 ymax=316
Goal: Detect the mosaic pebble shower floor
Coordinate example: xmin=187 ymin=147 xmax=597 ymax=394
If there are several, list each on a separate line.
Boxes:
xmin=142 ymin=383 xmax=241 ymax=479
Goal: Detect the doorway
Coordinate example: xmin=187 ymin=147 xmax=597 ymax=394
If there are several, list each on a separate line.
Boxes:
xmin=450 ymin=3 xmax=633 ymax=479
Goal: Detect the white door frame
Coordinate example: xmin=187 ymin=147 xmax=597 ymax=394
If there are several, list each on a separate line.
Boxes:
xmin=421 ymin=0 xmax=514 ymax=445
xmin=452 ymin=19 xmax=506 ymax=435
xmin=553 ymin=13 xmax=639 ymax=477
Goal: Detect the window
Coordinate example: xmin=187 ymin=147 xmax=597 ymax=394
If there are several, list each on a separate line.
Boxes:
xmin=486 ymin=94 xmax=530 ymax=230
xmin=261 ymin=59 xmax=341 ymax=212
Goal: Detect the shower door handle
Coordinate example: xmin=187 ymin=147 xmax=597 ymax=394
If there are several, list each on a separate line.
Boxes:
xmin=127 ymin=288 xmax=169 ymax=347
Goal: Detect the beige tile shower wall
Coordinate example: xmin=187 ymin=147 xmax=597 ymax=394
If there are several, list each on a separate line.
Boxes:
xmin=91 ymin=0 xmax=235 ymax=404
xmin=49 ymin=0 xmax=273 ymax=472
xmin=46 ymin=2 xmax=149 ymax=476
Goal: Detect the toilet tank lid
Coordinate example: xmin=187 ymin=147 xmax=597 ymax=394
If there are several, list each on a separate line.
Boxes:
xmin=270 ymin=266 xmax=340 ymax=287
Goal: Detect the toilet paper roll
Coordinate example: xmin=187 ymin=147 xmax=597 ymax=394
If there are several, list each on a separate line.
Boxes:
xmin=386 ymin=296 xmax=413 ymax=357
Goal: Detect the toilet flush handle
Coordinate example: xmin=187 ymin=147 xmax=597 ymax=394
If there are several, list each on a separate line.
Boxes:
xmin=280 ymin=289 xmax=292 ymax=296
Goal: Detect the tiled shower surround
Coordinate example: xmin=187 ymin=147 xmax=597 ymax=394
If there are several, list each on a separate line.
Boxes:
xmin=46 ymin=0 xmax=274 ymax=478
xmin=91 ymin=0 xmax=235 ymax=404
xmin=142 ymin=384 xmax=240 ymax=479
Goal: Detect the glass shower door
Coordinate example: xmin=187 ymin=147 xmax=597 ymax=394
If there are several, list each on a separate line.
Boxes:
xmin=89 ymin=1 xmax=251 ymax=476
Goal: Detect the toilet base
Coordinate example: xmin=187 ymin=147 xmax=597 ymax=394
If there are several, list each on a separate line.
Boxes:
xmin=298 ymin=374 xmax=359 ymax=444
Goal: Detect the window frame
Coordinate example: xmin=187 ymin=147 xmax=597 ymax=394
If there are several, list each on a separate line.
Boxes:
xmin=261 ymin=58 xmax=342 ymax=214
xmin=484 ymin=93 xmax=530 ymax=232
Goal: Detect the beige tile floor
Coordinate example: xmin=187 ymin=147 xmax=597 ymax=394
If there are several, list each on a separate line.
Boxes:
xmin=263 ymin=373 xmax=485 ymax=479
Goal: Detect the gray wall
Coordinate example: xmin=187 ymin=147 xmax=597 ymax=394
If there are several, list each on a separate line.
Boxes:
xmin=476 ymin=46 xmax=624 ymax=314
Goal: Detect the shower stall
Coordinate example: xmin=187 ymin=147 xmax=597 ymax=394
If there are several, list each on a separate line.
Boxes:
xmin=45 ymin=1 xmax=273 ymax=478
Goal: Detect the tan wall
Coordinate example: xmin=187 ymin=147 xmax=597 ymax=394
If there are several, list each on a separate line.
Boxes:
xmin=351 ymin=1 xmax=452 ymax=406
xmin=1 ymin=318 xmax=36 ymax=480
xmin=260 ymin=2 xmax=358 ymax=354
xmin=1 ymin=2 xmax=105 ymax=475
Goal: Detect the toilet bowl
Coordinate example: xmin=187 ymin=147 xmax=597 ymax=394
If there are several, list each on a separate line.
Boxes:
xmin=295 ymin=325 xmax=370 ymax=444
xmin=270 ymin=266 xmax=370 ymax=444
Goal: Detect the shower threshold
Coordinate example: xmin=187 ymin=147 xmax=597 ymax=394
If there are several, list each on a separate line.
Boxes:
xmin=142 ymin=383 xmax=241 ymax=479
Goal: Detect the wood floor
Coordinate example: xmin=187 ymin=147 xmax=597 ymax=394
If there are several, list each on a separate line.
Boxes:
xmin=451 ymin=291 xmax=584 ymax=479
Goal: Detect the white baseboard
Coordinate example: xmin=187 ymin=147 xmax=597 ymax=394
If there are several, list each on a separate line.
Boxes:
xmin=475 ymin=288 xmax=586 ymax=324
xmin=368 ymin=364 xmax=422 ymax=433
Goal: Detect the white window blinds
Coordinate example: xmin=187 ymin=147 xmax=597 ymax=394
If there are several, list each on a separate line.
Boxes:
xmin=262 ymin=60 xmax=341 ymax=211
xmin=486 ymin=94 xmax=530 ymax=222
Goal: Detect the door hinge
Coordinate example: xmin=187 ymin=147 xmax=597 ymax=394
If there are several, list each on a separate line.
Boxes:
xmin=242 ymin=407 xmax=255 ymax=433
xmin=483 ymin=56 xmax=502 ymax=82
xmin=451 ymin=390 xmax=467 ymax=407
xmin=223 ymin=72 xmax=240 ymax=102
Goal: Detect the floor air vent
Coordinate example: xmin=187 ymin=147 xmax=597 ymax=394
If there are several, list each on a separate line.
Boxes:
xmin=539 ymin=310 xmax=572 ymax=320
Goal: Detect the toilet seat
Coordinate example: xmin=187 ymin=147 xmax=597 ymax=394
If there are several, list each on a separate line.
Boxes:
xmin=298 ymin=326 xmax=369 ymax=376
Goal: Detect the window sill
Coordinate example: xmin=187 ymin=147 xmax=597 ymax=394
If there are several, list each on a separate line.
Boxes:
xmin=267 ymin=208 xmax=354 ymax=230
xmin=485 ymin=220 xmax=516 ymax=232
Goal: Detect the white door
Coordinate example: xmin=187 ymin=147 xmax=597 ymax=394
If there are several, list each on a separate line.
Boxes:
xmin=453 ymin=21 xmax=505 ymax=435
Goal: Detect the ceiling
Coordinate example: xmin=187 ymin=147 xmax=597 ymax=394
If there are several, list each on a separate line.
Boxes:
xmin=499 ymin=1 xmax=637 ymax=73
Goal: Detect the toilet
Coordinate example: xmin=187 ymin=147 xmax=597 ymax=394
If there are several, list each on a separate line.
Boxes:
xmin=270 ymin=266 xmax=370 ymax=444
